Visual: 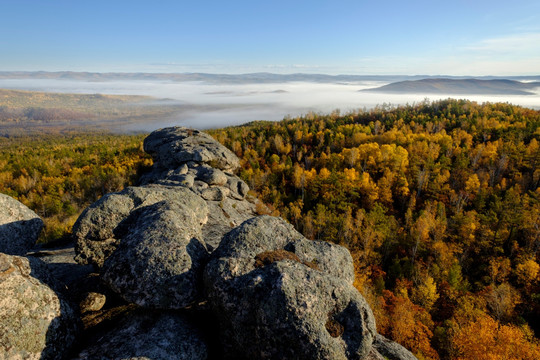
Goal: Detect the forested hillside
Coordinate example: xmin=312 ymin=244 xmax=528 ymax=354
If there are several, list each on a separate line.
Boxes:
xmin=208 ymin=99 xmax=540 ymax=359
xmin=0 ymin=89 xmax=182 ymax=131
xmin=0 ymin=132 xmax=152 ymax=243
xmin=0 ymin=99 xmax=539 ymax=359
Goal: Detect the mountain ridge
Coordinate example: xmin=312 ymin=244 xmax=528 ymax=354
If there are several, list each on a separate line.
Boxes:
xmin=1 ymin=71 xmax=540 ymax=84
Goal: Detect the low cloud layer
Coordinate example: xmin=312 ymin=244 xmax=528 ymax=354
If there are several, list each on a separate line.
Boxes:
xmin=1 ymin=78 xmax=539 ymax=132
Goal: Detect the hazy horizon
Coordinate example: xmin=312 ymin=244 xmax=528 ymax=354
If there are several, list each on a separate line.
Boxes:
xmin=1 ymin=76 xmax=539 ymax=132
xmin=2 ymin=0 xmax=539 ymax=131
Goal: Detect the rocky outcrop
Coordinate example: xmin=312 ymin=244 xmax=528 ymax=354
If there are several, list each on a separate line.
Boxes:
xmin=0 ymin=193 xmax=44 ymax=255
xmin=55 ymin=126 xmax=417 ymax=359
xmin=204 ymin=216 xmax=377 ymax=359
xmin=0 ymin=252 xmax=79 ymax=359
xmin=75 ymin=311 xmax=208 ymax=360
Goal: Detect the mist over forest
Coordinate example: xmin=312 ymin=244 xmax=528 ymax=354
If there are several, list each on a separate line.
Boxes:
xmin=1 ymin=76 xmax=539 ymax=132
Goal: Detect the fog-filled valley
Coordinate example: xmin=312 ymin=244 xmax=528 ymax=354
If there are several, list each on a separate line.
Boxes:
xmin=1 ymin=77 xmax=539 ymax=132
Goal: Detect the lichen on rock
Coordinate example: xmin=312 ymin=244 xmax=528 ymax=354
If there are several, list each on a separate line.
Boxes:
xmin=0 ymin=252 xmax=79 ymax=359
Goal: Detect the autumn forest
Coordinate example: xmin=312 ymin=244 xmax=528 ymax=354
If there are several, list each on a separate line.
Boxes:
xmin=1 ymin=99 xmax=539 ymax=359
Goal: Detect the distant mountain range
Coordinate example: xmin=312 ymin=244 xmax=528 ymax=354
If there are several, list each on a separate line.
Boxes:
xmin=1 ymin=71 xmax=540 ymax=85
xmin=362 ymin=78 xmax=540 ymax=95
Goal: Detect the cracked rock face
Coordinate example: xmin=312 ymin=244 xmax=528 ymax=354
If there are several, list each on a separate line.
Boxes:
xmin=73 ymin=185 xmax=208 ymax=268
xmin=0 ymin=253 xmax=79 ymax=359
xmin=75 ymin=311 xmax=208 ymax=360
xmin=101 ymin=201 xmax=209 ymax=309
xmin=204 ymin=216 xmax=376 ymax=359
xmin=0 ymin=193 xmax=44 ymax=255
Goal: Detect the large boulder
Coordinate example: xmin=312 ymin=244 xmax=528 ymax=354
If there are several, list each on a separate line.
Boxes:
xmin=0 ymin=193 xmax=44 ymax=255
xmin=204 ymin=216 xmax=376 ymax=359
xmin=73 ymin=185 xmax=208 ymax=268
xmin=0 ymin=252 xmax=79 ymax=359
xmin=143 ymin=127 xmax=240 ymax=172
xmin=101 ymin=201 xmax=209 ymax=309
xmin=75 ymin=311 xmax=208 ymax=360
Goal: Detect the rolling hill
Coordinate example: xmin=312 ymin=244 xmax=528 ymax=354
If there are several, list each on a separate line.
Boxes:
xmin=362 ymin=78 xmax=540 ymax=95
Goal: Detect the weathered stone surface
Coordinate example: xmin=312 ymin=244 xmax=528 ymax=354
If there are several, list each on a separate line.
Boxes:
xmin=75 ymin=311 xmax=208 ymax=360
xmin=196 ymin=165 xmax=228 ymax=186
xmin=210 ymin=216 xmax=355 ymax=283
xmin=202 ymin=198 xmax=258 ymax=252
xmin=0 ymin=253 xmax=79 ymax=359
xmin=226 ymin=175 xmax=250 ymax=200
xmin=144 ymin=127 xmax=240 ymax=171
xmin=80 ymin=292 xmax=107 ymax=313
xmin=73 ymin=185 xmax=208 ymax=268
xmin=200 ymin=187 xmax=230 ymax=201
xmin=0 ymin=193 xmax=44 ymax=255
xmin=366 ymin=348 xmax=387 ymax=360
xmin=373 ymin=334 xmax=418 ymax=360
xmin=101 ymin=201 xmax=209 ymax=309
xmin=204 ymin=215 xmax=375 ymax=359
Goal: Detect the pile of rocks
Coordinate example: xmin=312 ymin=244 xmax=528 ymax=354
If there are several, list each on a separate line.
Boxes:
xmin=0 ymin=127 xmax=417 ymax=360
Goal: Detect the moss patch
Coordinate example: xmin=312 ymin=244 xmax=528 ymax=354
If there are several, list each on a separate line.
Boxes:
xmin=325 ymin=317 xmax=345 ymax=338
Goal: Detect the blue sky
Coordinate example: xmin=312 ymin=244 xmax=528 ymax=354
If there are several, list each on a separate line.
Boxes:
xmin=1 ymin=0 xmax=539 ymax=75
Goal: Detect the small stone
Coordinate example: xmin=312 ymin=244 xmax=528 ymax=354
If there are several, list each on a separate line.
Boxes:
xmin=80 ymin=292 xmax=107 ymax=313
xmin=226 ymin=176 xmax=250 ymax=200
xmin=193 ymin=180 xmax=209 ymax=191
xmin=177 ymin=163 xmax=189 ymax=175
xmin=200 ymin=187 xmax=230 ymax=201
xmin=196 ymin=166 xmax=228 ymax=186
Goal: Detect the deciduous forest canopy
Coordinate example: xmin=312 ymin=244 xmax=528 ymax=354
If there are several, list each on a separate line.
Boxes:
xmin=1 ymin=98 xmax=539 ymax=359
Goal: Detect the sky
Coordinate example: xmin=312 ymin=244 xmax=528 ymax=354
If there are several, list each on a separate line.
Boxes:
xmin=1 ymin=0 xmax=539 ymax=75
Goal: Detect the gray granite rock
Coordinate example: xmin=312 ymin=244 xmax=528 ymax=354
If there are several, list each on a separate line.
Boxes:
xmin=210 ymin=215 xmax=355 ymax=283
xmin=101 ymin=201 xmax=209 ymax=309
xmin=73 ymin=185 xmax=208 ymax=268
xmin=226 ymin=175 xmax=250 ymax=200
xmin=195 ymin=165 xmax=228 ymax=186
xmin=199 ymin=187 xmax=230 ymax=201
xmin=204 ymin=216 xmax=375 ymax=359
xmin=0 ymin=253 xmax=79 ymax=359
xmin=144 ymin=127 xmax=240 ymax=171
xmin=0 ymin=193 xmax=44 ymax=255
xmin=79 ymin=292 xmax=107 ymax=313
xmin=75 ymin=311 xmax=208 ymax=360
xmin=201 ymin=198 xmax=258 ymax=253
